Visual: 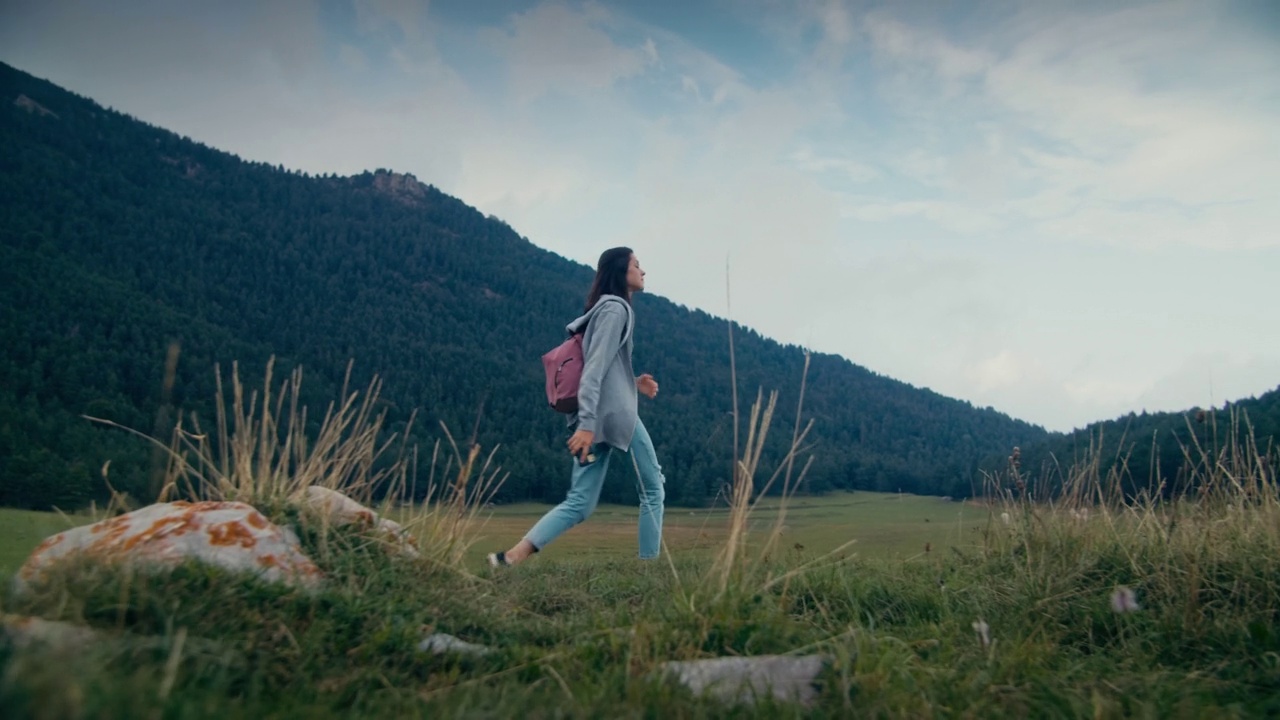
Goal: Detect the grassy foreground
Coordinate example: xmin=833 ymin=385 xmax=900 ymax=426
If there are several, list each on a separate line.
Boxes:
xmin=4 ymin=485 xmax=1280 ymax=718
xmin=4 ymin=366 xmax=1277 ymax=717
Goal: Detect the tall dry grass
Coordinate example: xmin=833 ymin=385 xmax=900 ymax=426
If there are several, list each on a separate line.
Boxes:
xmin=977 ymin=406 xmax=1280 ymax=659
xmin=689 ymin=270 xmax=854 ymax=604
xmin=87 ymin=358 xmax=503 ymax=571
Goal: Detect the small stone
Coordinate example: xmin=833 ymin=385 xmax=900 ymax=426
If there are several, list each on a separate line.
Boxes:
xmin=1 ymin=614 xmax=98 ymax=652
xmin=660 ymin=654 xmax=827 ymax=706
xmin=417 ymin=632 xmax=492 ymax=657
xmin=295 ymin=486 xmax=420 ymax=557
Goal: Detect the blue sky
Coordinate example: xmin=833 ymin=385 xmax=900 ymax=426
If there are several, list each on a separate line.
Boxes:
xmin=3 ymin=0 xmax=1278 ymax=431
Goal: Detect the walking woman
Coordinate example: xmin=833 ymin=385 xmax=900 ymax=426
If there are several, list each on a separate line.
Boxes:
xmin=488 ymin=247 xmax=666 ymax=566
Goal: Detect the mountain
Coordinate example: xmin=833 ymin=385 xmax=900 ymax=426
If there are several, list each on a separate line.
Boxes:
xmin=0 ymin=62 xmax=1051 ymax=510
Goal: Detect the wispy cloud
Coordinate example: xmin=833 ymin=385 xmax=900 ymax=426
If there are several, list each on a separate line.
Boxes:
xmin=480 ymin=1 xmax=656 ymax=105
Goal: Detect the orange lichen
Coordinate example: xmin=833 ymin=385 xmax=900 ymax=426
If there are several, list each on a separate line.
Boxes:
xmin=206 ymin=521 xmax=258 ymax=548
xmin=87 ymin=518 xmax=134 ymax=553
xmin=120 ymin=512 xmax=202 ymax=551
xmin=30 ymin=533 xmax=66 ymax=555
xmin=245 ymin=512 xmax=269 ymax=530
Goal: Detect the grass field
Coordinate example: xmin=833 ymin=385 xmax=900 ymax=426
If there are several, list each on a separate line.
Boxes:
xmin=4 ymin=369 xmax=1277 ymax=717
xmin=0 ymin=508 xmax=95 ymax=577
xmin=466 ymin=491 xmax=983 ymax=563
xmin=0 ymin=491 xmax=981 ymax=577
xmin=5 ymin=482 xmax=1280 ymax=717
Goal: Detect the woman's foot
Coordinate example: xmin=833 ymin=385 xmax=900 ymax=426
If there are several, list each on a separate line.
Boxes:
xmin=489 ymin=539 xmax=538 ymax=568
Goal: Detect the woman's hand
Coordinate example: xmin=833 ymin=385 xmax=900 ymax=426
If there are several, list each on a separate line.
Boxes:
xmin=567 ymin=429 xmax=595 ymax=462
xmin=637 ymin=374 xmax=659 ymax=399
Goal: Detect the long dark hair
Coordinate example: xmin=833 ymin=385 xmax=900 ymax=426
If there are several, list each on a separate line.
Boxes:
xmin=584 ymin=246 xmax=633 ymax=312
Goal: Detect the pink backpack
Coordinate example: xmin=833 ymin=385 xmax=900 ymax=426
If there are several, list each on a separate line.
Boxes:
xmin=542 ymin=299 xmax=632 ymax=413
xmin=542 ymin=333 xmax=585 ymax=413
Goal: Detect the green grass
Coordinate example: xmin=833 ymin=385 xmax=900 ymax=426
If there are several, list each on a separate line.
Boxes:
xmin=0 ymin=508 xmax=94 ymax=577
xmin=5 ymin=368 xmax=1277 ymax=717
xmin=464 ymin=491 xmax=983 ymax=564
xmin=5 ymin=488 xmax=1280 ymax=717
xmin=0 ymin=491 xmax=980 ymax=577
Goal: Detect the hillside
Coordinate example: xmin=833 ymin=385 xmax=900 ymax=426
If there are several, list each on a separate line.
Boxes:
xmin=0 ymin=62 xmax=1051 ymax=510
xmin=980 ymin=385 xmax=1280 ymax=497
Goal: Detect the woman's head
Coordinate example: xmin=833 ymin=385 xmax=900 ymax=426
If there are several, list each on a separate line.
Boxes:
xmin=585 ymin=247 xmax=645 ymax=310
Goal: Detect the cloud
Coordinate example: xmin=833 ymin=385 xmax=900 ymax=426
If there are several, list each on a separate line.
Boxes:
xmin=855 ymin=1 xmax=1280 ymax=251
xmin=480 ymin=1 xmax=656 ymax=105
xmin=338 ymin=43 xmax=369 ymax=71
xmin=353 ymin=0 xmax=428 ymax=40
xmin=788 ymin=146 xmax=879 ymax=183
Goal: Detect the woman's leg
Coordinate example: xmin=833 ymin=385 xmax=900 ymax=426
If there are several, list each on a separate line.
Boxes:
xmin=629 ymin=419 xmax=666 ymax=560
xmin=505 ymin=445 xmax=613 ymax=563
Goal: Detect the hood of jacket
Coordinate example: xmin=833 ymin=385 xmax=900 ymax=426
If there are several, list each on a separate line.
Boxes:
xmin=566 ymin=294 xmax=633 ymax=340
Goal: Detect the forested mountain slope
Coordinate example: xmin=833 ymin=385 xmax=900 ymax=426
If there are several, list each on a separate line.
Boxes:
xmin=0 ymin=62 xmax=1050 ymax=509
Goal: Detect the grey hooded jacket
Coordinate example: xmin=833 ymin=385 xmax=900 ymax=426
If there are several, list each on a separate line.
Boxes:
xmin=566 ymin=294 xmax=637 ymax=451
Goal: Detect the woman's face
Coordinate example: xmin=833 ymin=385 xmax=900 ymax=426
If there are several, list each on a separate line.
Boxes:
xmin=626 ymin=254 xmax=646 ymax=293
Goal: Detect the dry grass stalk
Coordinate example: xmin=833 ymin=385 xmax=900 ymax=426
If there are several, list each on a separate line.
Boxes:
xmin=88 ymin=357 xmax=505 ymax=571
xmin=707 ymin=277 xmax=843 ymax=598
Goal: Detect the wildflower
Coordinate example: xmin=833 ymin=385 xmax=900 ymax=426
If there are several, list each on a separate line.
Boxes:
xmin=972 ymin=619 xmax=991 ymax=649
xmin=1000 ymin=512 xmax=1010 ymax=525
xmin=1110 ymin=586 xmax=1140 ymax=613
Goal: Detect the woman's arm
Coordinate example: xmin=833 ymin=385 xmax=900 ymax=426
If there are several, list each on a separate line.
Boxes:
xmin=573 ymin=302 xmax=628 ymax=436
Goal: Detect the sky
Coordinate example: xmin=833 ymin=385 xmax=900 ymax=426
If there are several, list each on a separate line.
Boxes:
xmin=2 ymin=0 xmax=1278 ymax=432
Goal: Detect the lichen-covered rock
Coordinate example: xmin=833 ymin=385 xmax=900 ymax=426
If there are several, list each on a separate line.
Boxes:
xmin=15 ymin=501 xmax=323 ymax=591
xmin=295 ymin=486 xmax=420 ymax=558
xmin=660 ymin=654 xmax=827 ymax=707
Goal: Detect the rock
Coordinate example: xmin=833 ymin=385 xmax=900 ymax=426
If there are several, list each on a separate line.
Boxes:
xmin=1 ymin=614 xmax=98 ymax=652
xmin=295 ymin=486 xmax=420 ymax=558
xmin=14 ymin=94 xmax=58 ymax=118
xmin=15 ymin=501 xmax=323 ymax=591
xmin=297 ymin=485 xmax=377 ymax=526
xmin=370 ymin=169 xmax=428 ymax=206
xmin=417 ymin=632 xmax=492 ymax=657
xmin=375 ymin=517 xmax=420 ymax=558
xmin=660 ymin=654 xmax=827 ymax=707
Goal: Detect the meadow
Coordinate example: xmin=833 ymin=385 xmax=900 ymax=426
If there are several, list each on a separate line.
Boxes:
xmin=0 ymin=491 xmax=973 ymax=578
xmin=3 ymin=365 xmax=1278 ymax=718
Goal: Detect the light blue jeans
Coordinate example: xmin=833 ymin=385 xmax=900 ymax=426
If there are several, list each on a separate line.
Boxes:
xmin=525 ymin=418 xmax=666 ymax=559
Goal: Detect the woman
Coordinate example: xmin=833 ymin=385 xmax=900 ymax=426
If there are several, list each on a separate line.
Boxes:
xmin=488 ymin=247 xmax=666 ymax=566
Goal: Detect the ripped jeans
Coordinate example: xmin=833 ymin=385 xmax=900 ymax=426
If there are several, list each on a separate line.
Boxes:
xmin=524 ymin=418 xmax=666 ymax=559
